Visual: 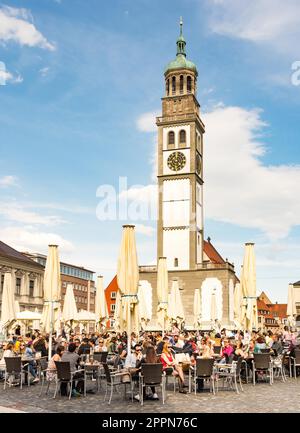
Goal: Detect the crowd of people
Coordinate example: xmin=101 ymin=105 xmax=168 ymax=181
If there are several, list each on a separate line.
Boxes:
xmin=0 ymin=325 xmax=299 ymax=399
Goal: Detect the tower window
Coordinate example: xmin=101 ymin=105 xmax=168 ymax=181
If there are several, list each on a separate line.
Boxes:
xmin=168 ymin=131 xmax=175 ymax=147
xmin=187 ymin=76 xmax=192 ymax=93
xmin=166 ymin=79 xmax=169 ymax=96
xmin=179 ymin=129 xmax=186 ymax=145
xmin=174 ymin=258 xmax=179 ymax=267
xmin=172 ymin=76 xmax=176 ymax=94
xmin=180 ymin=75 xmax=184 ymax=94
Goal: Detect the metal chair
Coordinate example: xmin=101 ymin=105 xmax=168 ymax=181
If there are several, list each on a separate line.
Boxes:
xmin=189 ymin=358 xmax=216 ymax=395
xmin=139 ymin=363 xmax=165 ymax=406
xmin=53 ymin=361 xmax=85 ymax=400
xmin=215 ymin=357 xmax=243 ymax=394
xmin=39 ymin=358 xmax=56 ymax=397
xmin=271 ymin=355 xmax=286 ymax=382
xmin=291 ymin=349 xmax=300 ymax=379
xmin=252 ymin=354 xmax=273 ymax=385
xmin=102 ymin=363 xmax=133 ymax=405
xmin=3 ymin=357 xmax=26 ymax=390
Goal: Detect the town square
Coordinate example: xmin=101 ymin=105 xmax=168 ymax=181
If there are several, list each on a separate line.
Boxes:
xmin=0 ymin=0 xmax=300 ymax=419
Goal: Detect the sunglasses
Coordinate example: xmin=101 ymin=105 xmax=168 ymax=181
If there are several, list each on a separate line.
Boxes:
xmin=135 ymin=349 xmax=141 ymax=352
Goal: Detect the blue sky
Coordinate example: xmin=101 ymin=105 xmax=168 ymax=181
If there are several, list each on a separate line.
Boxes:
xmin=0 ymin=0 xmax=300 ymax=302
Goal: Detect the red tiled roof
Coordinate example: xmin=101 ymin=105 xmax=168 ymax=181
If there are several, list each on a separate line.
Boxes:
xmin=268 ymin=303 xmax=287 ymax=319
xmin=0 ymin=240 xmax=43 ymax=268
xmin=257 ymin=299 xmax=271 ymax=312
xmin=203 ymin=240 xmax=225 ymax=264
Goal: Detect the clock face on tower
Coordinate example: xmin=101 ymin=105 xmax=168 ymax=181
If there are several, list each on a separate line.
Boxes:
xmin=167 ymin=151 xmax=186 ymax=171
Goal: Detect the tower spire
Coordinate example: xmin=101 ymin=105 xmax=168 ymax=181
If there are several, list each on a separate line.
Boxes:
xmin=176 ymin=16 xmax=186 ymax=57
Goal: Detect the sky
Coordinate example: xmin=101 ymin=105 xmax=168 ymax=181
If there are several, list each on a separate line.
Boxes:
xmin=0 ymin=0 xmax=300 ymax=303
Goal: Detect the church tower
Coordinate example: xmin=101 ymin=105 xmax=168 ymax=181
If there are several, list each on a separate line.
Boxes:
xmin=157 ymin=18 xmax=205 ymax=271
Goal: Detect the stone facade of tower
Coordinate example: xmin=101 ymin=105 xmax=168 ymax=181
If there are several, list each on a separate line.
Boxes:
xmin=139 ymin=21 xmax=238 ymax=330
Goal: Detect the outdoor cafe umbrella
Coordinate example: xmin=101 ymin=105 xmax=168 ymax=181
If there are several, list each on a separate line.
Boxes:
xmin=138 ymin=281 xmax=151 ymax=330
xmin=113 ymin=291 xmax=122 ymax=332
xmin=240 ymin=243 xmax=258 ymax=331
xmin=157 ymin=257 xmax=168 ymax=336
xmin=95 ymin=276 xmax=109 ymax=331
xmin=62 ymin=283 xmax=78 ymax=330
xmin=233 ymin=282 xmax=243 ymax=329
xmin=117 ymin=225 xmax=139 ymax=354
xmin=193 ymin=289 xmax=201 ymax=330
xmin=16 ymin=310 xmax=42 ymax=334
xmin=210 ymin=290 xmax=217 ymax=326
xmin=0 ymin=272 xmax=17 ymax=332
xmin=168 ymin=280 xmax=185 ymax=328
xmin=41 ymin=245 xmax=61 ymax=360
xmin=287 ymin=283 xmax=297 ymax=327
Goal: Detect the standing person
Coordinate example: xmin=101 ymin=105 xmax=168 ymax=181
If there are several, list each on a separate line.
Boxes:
xmin=160 ymin=342 xmax=187 ymax=394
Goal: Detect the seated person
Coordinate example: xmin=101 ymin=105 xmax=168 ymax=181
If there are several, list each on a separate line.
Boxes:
xmin=160 ymin=342 xmax=187 ymax=394
xmin=61 ymin=343 xmax=84 ymax=397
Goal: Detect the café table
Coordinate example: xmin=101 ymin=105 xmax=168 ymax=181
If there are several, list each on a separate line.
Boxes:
xmin=81 ymin=360 xmax=102 ymax=396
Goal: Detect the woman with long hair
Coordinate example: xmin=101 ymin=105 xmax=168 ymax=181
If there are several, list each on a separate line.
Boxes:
xmin=160 ymin=342 xmax=187 ymax=393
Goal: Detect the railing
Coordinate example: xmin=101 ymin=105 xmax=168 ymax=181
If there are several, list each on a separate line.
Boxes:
xmin=156 ymin=114 xmax=205 ymax=129
xmin=139 ymin=262 xmax=235 ymax=272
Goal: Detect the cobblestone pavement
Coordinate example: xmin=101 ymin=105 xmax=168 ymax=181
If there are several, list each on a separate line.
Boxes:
xmin=0 ymin=377 xmax=299 ymax=413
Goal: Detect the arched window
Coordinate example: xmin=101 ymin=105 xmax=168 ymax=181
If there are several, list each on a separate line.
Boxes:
xmin=179 ymin=129 xmax=186 ymax=145
xmin=172 ymin=76 xmax=176 ymax=94
xmin=180 ymin=75 xmax=184 ymax=94
xmin=187 ymin=76 xmax=192 ymax=93
xmin=166 ymin=79 xmax=169 ymax=96
xmin=168 ymin=131 xmax=175 ymax=147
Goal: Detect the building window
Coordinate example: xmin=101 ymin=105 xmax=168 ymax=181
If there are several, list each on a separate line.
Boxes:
xmin=172 ymin=76 xmax=176 ymax=94
xmin=111 ymin=304 xmax=116 ymax=313
xmin=111 ymin=292 xmax=116 ymax=299
xmin=168 ymin=131 xmax=175 ymax=148
xmin=179 ymin=129 xmax=186 ymax=146
xmin=16 ymin=277 xmax=21 ymax=295
xmin=110 ymin=319 xmax=115 ymax=328
xmin=174 ymin=258 xmax=178 ymax=267
xmin=180 ymin=75 xmax=184 ymax=93
xmin=29 ymin=280 xmax=34 ymax=298
xmin=166 ymin=79 xmax=169 ymax=96
xmin=187 ymin=76 xmax=192 ymax=93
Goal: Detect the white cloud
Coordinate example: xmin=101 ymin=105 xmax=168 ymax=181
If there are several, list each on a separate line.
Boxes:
xmin=0 ymin=6 xmax=55 ymax=50
xmin=208 ymin=0 xmax=300 ymax=53
xmin=136 ymin=111 xmax=160 ymax=132
xmin=0 ymin=201 xmax=66 ymax=226
xmin=39 ymin=66 xmax=50 ymax=77
xmin=135 ymin=224 xmax=155 ymax=236
xmin=0 ymin=175 xmax=19 ymax=187
xmin=0 ymin=226 xmax=74 ymax=253
xmin=203 ymin=104 xmax=300 ymax=240
xmin=0 ymin=68 xmax=23 ymax=84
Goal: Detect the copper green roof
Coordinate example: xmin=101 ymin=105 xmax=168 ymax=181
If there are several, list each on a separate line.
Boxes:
xmin=165 ymin=17 xmax=197 ymax=75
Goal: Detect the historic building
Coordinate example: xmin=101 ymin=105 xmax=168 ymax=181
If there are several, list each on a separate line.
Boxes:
xmin=257 ymin=292 xmax=287 ymax=332
xmin=25 ymin=252 xmax=96 ymax=313
xmin=0 ymin=241 xmax=44 ymax=315
xmin=139 ymin=20 xmax=238 ymax=329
